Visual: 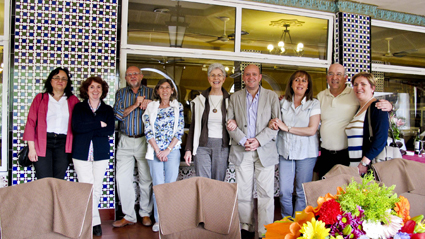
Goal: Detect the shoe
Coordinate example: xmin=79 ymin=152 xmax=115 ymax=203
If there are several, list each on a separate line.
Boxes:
xmin=142 ymin=216 xmax=152 ymax=226
xmin=93 ymin=225 xmax=102 ymax=236
xmin=241 ymin=229 xmax=255 ymax=239
xmin=152 ymin=222 xmax=160 ymax=232
xmin=112 ymin=218 xmax=135 ymax=228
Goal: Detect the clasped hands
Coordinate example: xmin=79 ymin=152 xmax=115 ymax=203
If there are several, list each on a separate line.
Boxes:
xmin=226 ymin=119 xmax=260 ymax=151
xmin=155 ymin=149 xmax=170 ymax=162
xmin=135 ymin=96 xmax=151 ymax=110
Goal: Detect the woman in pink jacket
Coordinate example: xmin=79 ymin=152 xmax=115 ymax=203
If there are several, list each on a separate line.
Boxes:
xmin=23 ymin=67 xmax=79 ymax=179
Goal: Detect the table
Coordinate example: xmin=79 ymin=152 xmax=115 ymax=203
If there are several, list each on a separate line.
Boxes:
xmin=402 ymin=154 xmax=425 ymax=163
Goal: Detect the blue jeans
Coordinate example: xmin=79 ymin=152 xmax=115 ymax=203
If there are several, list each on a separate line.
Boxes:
xmin=148 ymin=149 xmax=181 ymax=223
xmin=279 ymin=156 xmax=317 ymax=217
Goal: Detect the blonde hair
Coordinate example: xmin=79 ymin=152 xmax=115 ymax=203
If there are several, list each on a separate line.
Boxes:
xmin=352 ymin=72 xmax=376 ymax=88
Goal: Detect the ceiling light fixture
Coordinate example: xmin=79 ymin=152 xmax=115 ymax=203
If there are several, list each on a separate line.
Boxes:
xmin=268 ymin=19 xmax=305 ymax=56
xmin=166 ymin=2 xmax=189 ymax=48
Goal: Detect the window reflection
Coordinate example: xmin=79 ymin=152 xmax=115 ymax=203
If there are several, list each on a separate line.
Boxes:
xmin=126 ymin=55 xmax=327 ymax=101
xmin=375 ymin=72 xmax=425 ymax=150
xmin=371 ymin=26 xmax=425 ymax=68
xmin=127 ymin=0 xmax=235 ymax=51
xmin=0 ymin=1 xmax=4 ymax=35
xmin=241 ymin=9 xmax=328 ymax=59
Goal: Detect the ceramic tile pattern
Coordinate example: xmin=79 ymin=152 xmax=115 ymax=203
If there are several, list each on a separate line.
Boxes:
xmin=12 ymin=0 xmax=118 ymax=209
xmin=336 ymin=12 xmax=371 ymax=80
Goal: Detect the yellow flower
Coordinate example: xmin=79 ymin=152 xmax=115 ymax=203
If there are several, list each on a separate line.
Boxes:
xmin=298 ymin=218 xmax=330 ymax=239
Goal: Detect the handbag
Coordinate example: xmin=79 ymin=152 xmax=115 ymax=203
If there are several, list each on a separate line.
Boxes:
xmin=368 ymin=108 xmax=402 ymax=164
xmin=19 ymin=93 xmax=45 ymax=167
xmin=18 ymin=145 xmax=32 ymax=167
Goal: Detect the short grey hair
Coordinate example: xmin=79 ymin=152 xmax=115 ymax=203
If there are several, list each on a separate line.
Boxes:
xmin=207 ymin=63 xmax=226 ymax=77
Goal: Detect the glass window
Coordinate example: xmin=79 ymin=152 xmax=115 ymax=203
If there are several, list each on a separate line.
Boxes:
xmin=127 ymin=0 xmax=235 ymax=51
xmin=241 ymin=9 xmax=329 ymax=59
xmin=374 ymin=71 xmax=425 ymax=150
xmin=0 ymin=0 xmax=4 ymax=35
xmin=371 ymin=26 xmax=425 ymax=68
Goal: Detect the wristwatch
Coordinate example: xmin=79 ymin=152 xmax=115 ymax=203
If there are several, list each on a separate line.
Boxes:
xmin=360 ymin=161 xmax=369 ymax=167
xmin=287 ymin=126 xmax=292 ymax=132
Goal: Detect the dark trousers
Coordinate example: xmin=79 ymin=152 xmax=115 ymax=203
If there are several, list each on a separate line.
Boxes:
xmin=34 ymin=133 xmax=70 ymax=179
xmin=315 ymin=148 xmax=350 ymax=178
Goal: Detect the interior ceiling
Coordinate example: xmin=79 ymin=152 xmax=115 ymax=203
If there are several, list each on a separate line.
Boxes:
xmin=127 ymin=0 xmax=328 ymax=56
xmin=127 ymin=0 xmax=425 ymax=68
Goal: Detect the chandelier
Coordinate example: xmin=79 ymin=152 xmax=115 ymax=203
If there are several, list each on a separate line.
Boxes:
xmin=267 ymin=19 xmax=305 ymax=56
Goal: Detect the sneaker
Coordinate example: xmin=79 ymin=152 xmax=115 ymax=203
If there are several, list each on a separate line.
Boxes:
xmin=152 ymin=222 xmax=160 ymax=232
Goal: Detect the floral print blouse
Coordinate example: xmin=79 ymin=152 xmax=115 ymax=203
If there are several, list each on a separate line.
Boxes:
xmin=144 ymin=103 xmax=184 ymax=151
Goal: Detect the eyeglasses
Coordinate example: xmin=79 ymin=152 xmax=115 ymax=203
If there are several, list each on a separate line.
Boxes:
xmin=126 ymin=72 xmax=142 ymax=77
xmin=209 ymin=74 xmax=224 ymax=78
xmin=327 ymin=72 xmax=345 ymax=77
xmin=52 ymin=77 xmax=68 ymax=82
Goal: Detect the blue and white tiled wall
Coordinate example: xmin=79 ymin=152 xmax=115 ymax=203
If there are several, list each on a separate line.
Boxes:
xmin=12 ymin=0 xmax=118 ymax=209
xmin=335 ymin=12 xmax=371 ymax=80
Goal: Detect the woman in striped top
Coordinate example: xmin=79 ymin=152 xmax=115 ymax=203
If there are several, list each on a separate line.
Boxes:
xmin=345 ymin=72 xmax=389 ymax=175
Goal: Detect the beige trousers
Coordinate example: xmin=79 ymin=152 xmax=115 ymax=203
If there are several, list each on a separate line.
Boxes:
xmin=116 ymin=135 xmax=153 ymax=222
xmin=235 ymin=150 xmax=275 ymax=236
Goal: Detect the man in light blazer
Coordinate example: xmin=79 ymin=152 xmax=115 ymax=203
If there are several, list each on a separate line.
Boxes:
xmin=226 ymin=64 xmax=280 ymax=237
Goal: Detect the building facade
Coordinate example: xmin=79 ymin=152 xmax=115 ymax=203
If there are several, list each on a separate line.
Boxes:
xmin=1 ymin=0 xmax=425 ymax=212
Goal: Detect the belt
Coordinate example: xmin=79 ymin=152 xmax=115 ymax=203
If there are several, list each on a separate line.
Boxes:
xmin=321 ymin=148 xmax=347 ymax=155
xmin=47 ymin=133 xmax=66 ymax=138
xmin=124 ymin=133 xmax=145 ymax=138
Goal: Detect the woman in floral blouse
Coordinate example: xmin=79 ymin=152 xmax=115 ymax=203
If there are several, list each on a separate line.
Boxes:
xmin=142 ymin=78 xmax=184 ymax=232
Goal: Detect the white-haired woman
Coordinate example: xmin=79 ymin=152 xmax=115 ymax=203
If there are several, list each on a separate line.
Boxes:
xmin=184 ymin=63 xmax=230 ymax=181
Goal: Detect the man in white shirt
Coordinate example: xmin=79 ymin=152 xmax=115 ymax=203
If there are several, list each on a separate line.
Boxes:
xmin=316 ymin=63 xmax=391 ymax=177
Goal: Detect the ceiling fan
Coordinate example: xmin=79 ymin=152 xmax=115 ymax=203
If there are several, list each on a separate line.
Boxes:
xmin=384 ymin=37 xmax=417 ymax=57
xmin=207 ymin=17 xmax=231 ymax=43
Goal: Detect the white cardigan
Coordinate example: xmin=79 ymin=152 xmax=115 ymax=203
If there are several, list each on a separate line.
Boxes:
xmin=142 ymin=99 xmax=182 ymax=160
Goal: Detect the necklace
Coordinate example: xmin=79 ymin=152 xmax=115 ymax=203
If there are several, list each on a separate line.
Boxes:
xmin=356 ymin=96 xmax=375 ymax=116
xmin=209 ymin=96 xmax=222 ymax=113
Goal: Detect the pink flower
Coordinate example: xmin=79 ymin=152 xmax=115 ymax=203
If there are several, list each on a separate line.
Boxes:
xmin=396 ymin=119 xmax=405 ymax=127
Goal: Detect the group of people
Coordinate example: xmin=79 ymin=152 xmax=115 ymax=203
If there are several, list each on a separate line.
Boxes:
xmin=24 ymin=67 xmax=115 ymax=236
xmin=185 ymin=62 xmax=391 ymax=237
xmin=23 ymin=62 xmax=392 ymax=238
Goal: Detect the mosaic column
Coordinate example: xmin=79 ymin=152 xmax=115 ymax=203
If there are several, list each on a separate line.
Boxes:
xmin=12 ymin=0 xmax=118 ymax=209
xmin=334 ymin=12 xmax=371 ymax=81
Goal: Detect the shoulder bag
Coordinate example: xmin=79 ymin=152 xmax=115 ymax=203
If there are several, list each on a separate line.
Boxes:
xmin=368 ymin=107 xmax=402 ymax=164
xmin=19 ymin=93 xmax=45 ymax=167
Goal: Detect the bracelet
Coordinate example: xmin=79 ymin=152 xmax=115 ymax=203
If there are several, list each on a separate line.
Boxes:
xmin=360 ymin=161 xmax=369 ymax=167
xmin=288 ymin=126 xmax=292 ymax=132
xmin=167 ymin=146 xmax=172 ymax=151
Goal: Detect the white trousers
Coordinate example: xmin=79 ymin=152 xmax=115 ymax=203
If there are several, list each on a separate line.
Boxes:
xmin=116 ymin=135 xmax=153 ymax=222
xmin=235 ymin=151 xmax=275 ymax=236
xmin=73 ymin=158 xmax=109 ymax=226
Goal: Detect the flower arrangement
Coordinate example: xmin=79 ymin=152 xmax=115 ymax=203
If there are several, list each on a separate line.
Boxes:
xmin=390 ymin=111 xmax=405 ymax=140
xmin=264 ymin=174 xmax=425 ymax=239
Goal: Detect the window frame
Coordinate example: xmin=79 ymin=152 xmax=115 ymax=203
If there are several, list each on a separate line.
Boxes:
xmin=371 ymin=19 xmax=425 ymax=75
xmin=120 ymin=0 xmax=334 ymax=84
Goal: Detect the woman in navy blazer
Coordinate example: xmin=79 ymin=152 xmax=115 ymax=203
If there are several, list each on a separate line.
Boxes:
xmin=72 ymin=76 xmax=114 ymax=237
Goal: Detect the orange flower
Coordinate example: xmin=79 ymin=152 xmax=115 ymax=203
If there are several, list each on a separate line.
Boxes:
xmin=395 ymin=195 xmax=411 ymax=224
xmin=312 ymin=186 xmax=344 ymax=214
xmin=264 ymin=208 xmax=315 ymax=238
xmin=264 ymin=187 xmax=345 ymax=238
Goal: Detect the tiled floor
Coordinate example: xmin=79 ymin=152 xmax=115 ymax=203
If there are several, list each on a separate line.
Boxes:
xmin=95 ymin=198 xmax=283 ymax=239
